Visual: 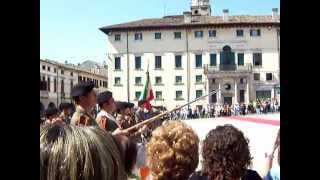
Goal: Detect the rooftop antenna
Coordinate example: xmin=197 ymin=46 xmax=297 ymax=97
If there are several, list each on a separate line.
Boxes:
xmin=163 ymin=0 xmax=167 ymax=16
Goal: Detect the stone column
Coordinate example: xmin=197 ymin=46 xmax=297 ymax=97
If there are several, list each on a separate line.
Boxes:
xmin=245 ymin=79 xmax=250 ymax=104
xmin=234 ymin=79 xmax=238 ymax=105
xmin=218 ymin=81 xmax=222 ymax=105
xmin=271 ymin=87 xmax=275 ymax=100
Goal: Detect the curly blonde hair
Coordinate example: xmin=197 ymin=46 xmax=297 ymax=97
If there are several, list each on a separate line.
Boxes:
xmin=146 ymin=120 xmax=199 ymax=180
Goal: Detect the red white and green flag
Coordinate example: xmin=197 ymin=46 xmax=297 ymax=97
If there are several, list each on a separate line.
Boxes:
xmin=139 ymin=71 xmax=154 ymax=110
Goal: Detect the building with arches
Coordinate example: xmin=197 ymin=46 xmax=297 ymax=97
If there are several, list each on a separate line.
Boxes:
xmin=100 ymin=0 xmax=280 ymax=110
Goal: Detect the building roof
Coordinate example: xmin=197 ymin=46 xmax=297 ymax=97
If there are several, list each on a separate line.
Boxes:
xmin=40 ymin=59 xmax=107 ymax=79
xmin=100 ymin=15 xmax=280 ymax=34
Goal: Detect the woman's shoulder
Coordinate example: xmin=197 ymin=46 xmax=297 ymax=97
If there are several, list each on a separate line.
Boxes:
xmin=189 ymin=171 xmax=208 ymax=180
xmin=243 ymin=169 xmax=262 ymax=180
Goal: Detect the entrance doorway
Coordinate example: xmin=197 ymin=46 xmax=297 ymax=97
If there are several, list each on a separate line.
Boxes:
xmin=224 ymin=97 xmax=232 ymax=105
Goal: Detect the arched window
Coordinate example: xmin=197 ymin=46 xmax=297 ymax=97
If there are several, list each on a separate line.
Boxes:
xmin=220 ymin=45 xmax=235 ymax=70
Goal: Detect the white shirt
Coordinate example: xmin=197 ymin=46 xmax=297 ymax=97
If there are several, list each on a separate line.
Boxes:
xmin=96 ymin=110 xmax=116 ymax=123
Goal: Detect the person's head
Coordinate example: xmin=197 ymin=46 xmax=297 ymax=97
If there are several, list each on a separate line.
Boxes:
xmin=59 ymin=103 xmax=72 ymax=116
xmin=40 ymin=123 xmax=127 ymax=180
xmin=97 ymin=91 xmax=116 ymax=113
xmin=45 ymin=107 xmax=59 ymax=120
xmin=202 ymin=125 xmax=252 ymax=180
xmin=71 ymin=82 xmax=96 ymax=110
xmin=116 ymin=102 xmax=131 ymax=115
xmin=146 ymin=121 xmax=199 ymax=180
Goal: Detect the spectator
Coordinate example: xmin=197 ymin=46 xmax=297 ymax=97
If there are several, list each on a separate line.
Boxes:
xmin=146 ymin=121 xmax=199 ymax=180
xmin=263 ymin=129 xmax=280 ymax=180
xmin=44 ymin=106 xmax=63 ymax=125
xmin=40 ymin=123 xmax=127 ymax=180
xmin=190 ymin=124 xmax=262 ymax=180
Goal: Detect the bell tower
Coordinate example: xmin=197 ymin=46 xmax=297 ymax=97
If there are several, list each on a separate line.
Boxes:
xmin=191 ymin=0 xmax=211 ymax=16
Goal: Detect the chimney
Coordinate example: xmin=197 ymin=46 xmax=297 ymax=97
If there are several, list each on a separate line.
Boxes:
xmin=183 ymin=11 xmax=192 ymax=23
xmin=272 ymin=8 xmax=279 ymax=20
xmin=223 ymin=9 xmax=229 ymax=22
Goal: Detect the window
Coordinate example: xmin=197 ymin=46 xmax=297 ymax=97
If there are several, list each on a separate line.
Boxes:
xmin=195 ymin=54 xmax=202 ymax=68
xmin=196 ymin=75 xmax=202 ymax=83
xmin=100 ymin=80 xmax=102 ymax=87
xmin=212 ymin=78 xmax=216 ymax=84
xmin=54 ymin=78 xmax=57 ymax=92
xmin=174 ymin=32 xmax=181 ymax=39
xmin=256 ymin=90 xmax=271 ymax=100
xmin=47 ymin=77 xmax=50 ymax=91
xmin=236 ymin=29 xmax=244 ymax=37
xmin=266 ymin=73 xmax=273 ymax=81
xmin=253 ymin=53 xmax=262 ymax=66
xmin=61 ymin=70 xmax=64 ymax=75
xmin=155 ymin=32 xmax=161 ymax=39
xmin=175 ymin=55 xmax=182 ymax=68
xmin=240 ymin=78 xmax=245 ymax=84
xmin=134 ymin=33 xmax=143 ymax=40
xmin=155 ymin=76 xmax=162 ymax=84
xmin=70 ymin=72 xmax=73 ymax=76
xmin=135 ymin=91 xmax=141 ymax=100
xmin=61 ymin=79 xmax=64 ymax=93
xmin=54 ymin=68 xmax=56 ymax=73
xmin=115 ymin=77 xmax=121 ymax=85
xmin=250 ymin=29 xmax=261 ymax=37
xmin=135 ymin=56 xmax=141 ymax=69
xmin=40 ymin=76 xmax=47 ymax=91
xmin=70 ymin=79 xmax=73 ymax=89
xmin=47 ymin=66 xmax=50 ymax=71
xmin=175 ymin=76 xmax=182 ymax=84
xmin=196 ymin=90 xmax=203 ymax=98
xmin=156 ymin=91 xmax=162 ymax=100
xmin=175 ymin=91 xmax=183 ymax=99
xmin=115 ymin=57 xmax=121 ymax=70
xmin=194 ymin=31 xmax=203 ymax=38
xmin=208 ymin=30 xmax=216 ymax=37
xmin=240 ymin=90 xmax=245 ymax=103
xmin=42 ymin=65 xmax=45 ymax=70
xmin=210 ymin=54 xmax=216 ymax=66
xmin=155 ymin=56 xmax=162 ymax=69
xmin=115 ymin=34 xmax=121 ymax=41
xmin=135 ymin=77 xmax=142 ymax=85
xmin=238 ymin=53 xmax=244 ymax=66
xmin=254 ymin=73 xmax=260 ymax=81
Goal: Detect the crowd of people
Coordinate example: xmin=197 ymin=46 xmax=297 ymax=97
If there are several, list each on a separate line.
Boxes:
xmin=168 ymin=99 xmax=280 ymax=120
xmin=40 ymin=81 xmax=280 ymax=180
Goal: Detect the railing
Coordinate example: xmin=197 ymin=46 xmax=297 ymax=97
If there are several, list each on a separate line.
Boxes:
xmin=204 ymin=63 xmax=252 ymax=74
xmin=40 ymin=90 xmax=49 ymax=98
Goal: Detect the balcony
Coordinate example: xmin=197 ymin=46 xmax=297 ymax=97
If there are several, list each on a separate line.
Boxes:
xmin=40 ymin=90 xmax=49 ymax=99
xmin=204 ymin=63 xmax=252 ymax=75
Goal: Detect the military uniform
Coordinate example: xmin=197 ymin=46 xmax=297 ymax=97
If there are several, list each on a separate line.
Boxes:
xmin=71 ymin=106 xmax=98 ymax=126
xmin=70 ymin=81 xmax=97 ymax=127
xmin=96 ymin=110 xmax=119 ymax=132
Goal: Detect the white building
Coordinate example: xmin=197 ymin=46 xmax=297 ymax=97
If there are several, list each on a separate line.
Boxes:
xmin=100 ymin=0 xmax=280 ymax=110
xmin=40 ymin=59 xmax=108 ymax=109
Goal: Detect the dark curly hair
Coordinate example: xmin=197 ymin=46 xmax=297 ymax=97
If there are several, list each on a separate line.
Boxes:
xmin=202 ymin=124 xmax=252 ymax=180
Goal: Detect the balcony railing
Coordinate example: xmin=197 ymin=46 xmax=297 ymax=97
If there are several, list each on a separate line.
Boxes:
xmin=40 ymin=90 xmax=49 ymax=98
xmin=204 ymin=63 xmax=252 ymax=74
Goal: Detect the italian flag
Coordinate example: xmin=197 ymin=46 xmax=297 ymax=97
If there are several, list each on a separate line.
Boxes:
xmin=139 ymin=71 xmax=154 ymax=110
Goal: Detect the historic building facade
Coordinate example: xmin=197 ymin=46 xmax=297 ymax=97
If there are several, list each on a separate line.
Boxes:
xmin=40 ymin=59 xmax=108 ymax=108
xmin=100 ymin=0 xmax=280 ymax=110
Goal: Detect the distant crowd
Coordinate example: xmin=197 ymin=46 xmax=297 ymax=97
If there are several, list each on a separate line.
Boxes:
xmin=168 ymin=99 xmax=280 ymax=120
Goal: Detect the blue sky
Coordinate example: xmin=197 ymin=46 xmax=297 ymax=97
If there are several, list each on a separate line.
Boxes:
xmin=40 ymin=0 xmax=279 ymax=64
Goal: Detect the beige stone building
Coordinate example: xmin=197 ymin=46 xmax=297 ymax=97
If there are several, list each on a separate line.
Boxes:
xmin=100 ymin=0 xmax=280 ymax=110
